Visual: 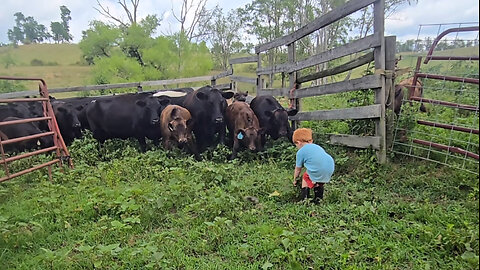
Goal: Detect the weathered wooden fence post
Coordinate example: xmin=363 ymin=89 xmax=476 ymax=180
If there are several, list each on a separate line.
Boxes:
xmin=288 ymin=43 xmax=299 ymax=130
xmin=384 ymin=36 xmax=396 ymax=152
xmin=374 ymin=0 xmax=386 ymax=163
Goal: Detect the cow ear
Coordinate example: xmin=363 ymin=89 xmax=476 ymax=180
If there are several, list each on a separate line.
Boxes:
xmin=57 ymin=106 xmax=66 ymax=112
xmin=196 ymin=92 xmax=208 ymax=100
xmin=170 ymin=107 xmax=178 ymax=118
xmin=287 ymin=108 xmax=298 ymax=116
xmin=136 ymin=100 xmax=147 ymax=107
xmin=168 ymin=121 xmax=174 ymax=132
xmin=222 ymin=91 xmax=234 ymax=99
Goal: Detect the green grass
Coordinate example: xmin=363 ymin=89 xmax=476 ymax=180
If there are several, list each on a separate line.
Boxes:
xmin=0 ymin=44 xmax=91 ymax=90
xmin=0 ymin=44 xmax=478 ymax=269
xmin=0 ymin=135 xmax=478 ymax=269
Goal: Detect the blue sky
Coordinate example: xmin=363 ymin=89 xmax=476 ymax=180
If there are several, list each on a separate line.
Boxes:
xmin=0 ymin=0 xmax=478 ymax=44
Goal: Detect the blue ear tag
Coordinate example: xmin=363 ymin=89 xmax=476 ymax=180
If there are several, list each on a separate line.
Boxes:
xmin=237 ymin=133 xmax=244 ymax=140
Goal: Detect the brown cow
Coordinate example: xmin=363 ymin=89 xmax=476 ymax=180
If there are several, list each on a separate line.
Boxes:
xmin=394 ymin=77 xmax=427 ymax=115
xmin=225 ymin=102 xmax=264 ymax=160
xmin=160 ymin=105 xmax=199 ymax=160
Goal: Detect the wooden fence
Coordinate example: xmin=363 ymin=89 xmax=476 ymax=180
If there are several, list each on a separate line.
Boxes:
xmin=249 ymin=0 xmax=393 ymax=163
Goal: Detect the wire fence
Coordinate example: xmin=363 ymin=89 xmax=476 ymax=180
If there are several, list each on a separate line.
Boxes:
xmin=392 ymin=22 xmax=479 ymax=175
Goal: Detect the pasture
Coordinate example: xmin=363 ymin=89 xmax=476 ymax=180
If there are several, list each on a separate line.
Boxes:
xmin=0 ymin=44 xmax=478 ymax=269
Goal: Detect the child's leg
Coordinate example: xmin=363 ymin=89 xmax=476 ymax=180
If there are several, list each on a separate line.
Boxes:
xmin=313 ymin=183 xmax=324 ymax=203
xmin=300 ymin=172 xmax=314 ymax=201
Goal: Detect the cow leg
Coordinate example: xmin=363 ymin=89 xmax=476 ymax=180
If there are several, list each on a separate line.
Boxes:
xmin=137 ymin=136 xmax=148 ymax=152
xmin=163 ymin=138 xmax=173 ymax=151
xmin=187 ymin=139 xmax=201 ymax=161
xmin=218 ymin=124 xmax=226 ymax=145
xmin=229 ymin=139 xmax=240 ymax=160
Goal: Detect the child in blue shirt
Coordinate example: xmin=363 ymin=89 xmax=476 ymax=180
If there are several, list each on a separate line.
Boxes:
xmin=292 ymin=128 xmax=335 ymax=203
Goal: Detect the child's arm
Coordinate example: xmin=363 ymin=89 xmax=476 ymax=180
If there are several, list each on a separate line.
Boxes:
xmin=293 ymin=166 xmax=302 ymax=186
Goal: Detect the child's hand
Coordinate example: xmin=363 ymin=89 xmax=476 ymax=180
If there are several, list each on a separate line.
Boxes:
xmin=293 ymin=180 xmax=297 ymax=187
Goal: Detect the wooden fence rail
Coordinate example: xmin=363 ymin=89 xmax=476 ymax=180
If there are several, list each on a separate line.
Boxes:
xmin=254 ymin=0 xmax=390 ymax=163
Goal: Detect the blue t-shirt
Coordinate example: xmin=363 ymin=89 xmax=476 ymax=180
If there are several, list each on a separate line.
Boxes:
xmin=296 ymin=143 xmax=335 ymax=183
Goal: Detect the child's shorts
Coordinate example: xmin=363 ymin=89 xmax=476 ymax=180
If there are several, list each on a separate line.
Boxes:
xmin=302 ymin=172 xmax=315 ymax=188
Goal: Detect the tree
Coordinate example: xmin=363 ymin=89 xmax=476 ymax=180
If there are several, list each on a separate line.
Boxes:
xmin=95 ymin=0 xmax=141 ymax=27
xmin=79 ymin=21 xmax=121 ymax=64
xmin=170 ymin=0 xmax=212 ymax=42
xmin=200 ymin=7 xmax=245 ymax=69
xmin=7 ymin=12 xmax=26 ymax=45
xmin=7 ymin=12 xmax=50 ymax=44
xmin=60 ymin=5 xmax=73 ymax=42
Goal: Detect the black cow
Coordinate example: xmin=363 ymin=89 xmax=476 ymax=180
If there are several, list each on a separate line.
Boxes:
xmin=152 ymin=87 xmax=193 ymax=106
xmin=0 ymin=103 xmax=32 ymax=121
xmin=249 ymin=95 xmax=298 ymax=146
xmin=0 ymin=116 xmax=54 ymax=152
xmin=51 ymin=100 xmax=82 ymax=145
xmin=85 ymin=93 xmax=168 ymax=152
xmin=182 ymin=85 xmax=234 ymax=152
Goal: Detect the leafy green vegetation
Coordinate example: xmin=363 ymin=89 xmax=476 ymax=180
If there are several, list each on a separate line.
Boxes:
xmin=0 ymin=127 xmax=478 ymax=269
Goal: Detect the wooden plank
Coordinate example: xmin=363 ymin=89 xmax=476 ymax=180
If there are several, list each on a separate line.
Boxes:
xmin=257 ymin=33 xmax=381 ymax=75
xmin=141 ymin=76 xmax=213 ymax=87
xmin=296 ymin=52 xmax=374 ymax=84
xmin=230 ymin=76 xmax=257 ymax=84
xmin=215 ymin=83 xmax=232 ymax=90
xmin=212 ymin=69 xmax=233 ymax=80
xmin=255 ymin=0 xmax=376 ymax=53
xmin=229 ymin=56 xmax=258 ymax=64
xmin=0 ymin=90 xmax=38 ymax=99
xmin=49 ymin=82 xmax=140 ymax=93
xmin=257 ymin=87 xmax=290 ymax=97
xmin=373 ymin=0 xmax=386 ymax=164
xmin=329 ymin=134 xmax=381 ymax=149
xmin=289 ymin=104 xmax=382 ymax=121
xmin=293 ymin=75 xmax=382 ymax=98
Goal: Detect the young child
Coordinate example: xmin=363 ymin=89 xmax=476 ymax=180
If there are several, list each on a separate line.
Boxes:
xmin=292 ymin=128 xmax=334 ymax=203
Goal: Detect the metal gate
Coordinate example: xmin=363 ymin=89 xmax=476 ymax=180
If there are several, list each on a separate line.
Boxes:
xmin=0 ymin=77 xmax=72 ymax=182
xmin=392 ymin=25 xmax=479 ymax=174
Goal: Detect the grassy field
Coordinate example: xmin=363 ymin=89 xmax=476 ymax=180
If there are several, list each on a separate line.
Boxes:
xmin=0 ymin=44 xmax=478 ymax=269
xmin=0 ymin=133 xmax=478 ymax=269
xmin=0 ymin=44 xmax=91 ymax=90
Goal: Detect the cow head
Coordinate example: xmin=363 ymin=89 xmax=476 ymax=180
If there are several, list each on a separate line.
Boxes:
xmin=53 ymin=102 xmax=82 ymax=139
xmin=168 ymin=107 xmax=193 ymax=148
xmin=195 ymin=86 xmax=234 ymax=124
xmin=236 ymin=127 xmax=265 ymax=152
xmin=136 ymin=97 xmax=161 ymax=125
xmin=233 ymin=91 xmax=248 ymax=102
xmin=264 ymin=108 xmax=294 ymax=139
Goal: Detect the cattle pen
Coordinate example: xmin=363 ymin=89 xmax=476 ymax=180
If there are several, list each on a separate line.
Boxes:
xmin=0 ymin=0 xmax=393 ymax=183
xmin=3 ymin=0 xmax=476 ymax=180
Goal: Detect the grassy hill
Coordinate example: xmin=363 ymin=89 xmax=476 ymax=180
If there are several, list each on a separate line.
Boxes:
xmin=0 ymin=44 xmax=91 ymax=90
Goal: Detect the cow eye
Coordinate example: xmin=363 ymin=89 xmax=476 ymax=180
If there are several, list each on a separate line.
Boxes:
xmin=168 ymin=123 xmax=174 ymax=132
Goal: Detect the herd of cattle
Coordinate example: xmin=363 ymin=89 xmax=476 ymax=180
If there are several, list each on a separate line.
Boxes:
xmin=0 ymin=86 xmax=298 ymax=160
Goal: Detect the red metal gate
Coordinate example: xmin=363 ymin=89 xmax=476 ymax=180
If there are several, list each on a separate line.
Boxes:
xmin=392 ymin=25 xmax=479 ymax=174
xmin=0 ymin=77 xmax=72 ymax=182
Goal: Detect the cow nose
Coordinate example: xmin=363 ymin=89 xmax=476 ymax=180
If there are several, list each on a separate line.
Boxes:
xmin=215 ymin=117 xmax=223 ymax=123
xmin=152 ymin=118 xmax=159 ymax=124
xmin=73 ymin=123 xmax=81 ymax=128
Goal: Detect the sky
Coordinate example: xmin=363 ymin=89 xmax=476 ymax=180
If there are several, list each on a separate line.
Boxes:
xmin=0 ymin=0 xmax=478 ymax=44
